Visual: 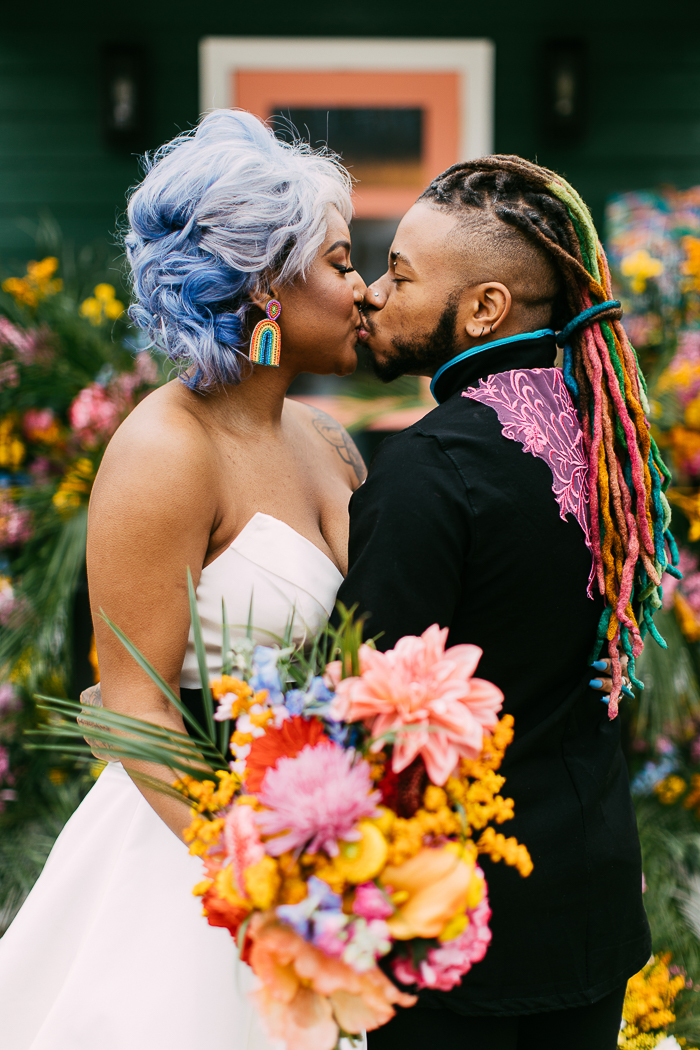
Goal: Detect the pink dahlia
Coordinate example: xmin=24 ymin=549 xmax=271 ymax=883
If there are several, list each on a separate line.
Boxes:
xmin=256 ymin=741 xmax=380 ymax=857
xmin=328 ymin=625 xmax=503 ymax=786
xmin=392 ymin=879 xmax=492 ymax=992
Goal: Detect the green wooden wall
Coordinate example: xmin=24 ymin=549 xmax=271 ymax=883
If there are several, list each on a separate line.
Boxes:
xmin=2 ymin=0 xmax=700 ymax=261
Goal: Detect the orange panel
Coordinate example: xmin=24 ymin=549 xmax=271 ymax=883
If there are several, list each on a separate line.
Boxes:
xmin=233 ymin=70 xmax=460 ymax=218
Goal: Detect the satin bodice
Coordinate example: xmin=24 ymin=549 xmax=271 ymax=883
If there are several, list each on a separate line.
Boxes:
xmin=180 ymin=512 xmax=343 ymax=689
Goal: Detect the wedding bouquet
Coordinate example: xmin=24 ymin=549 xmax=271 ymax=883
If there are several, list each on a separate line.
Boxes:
xmin=37 ymin=594 xmax=532 ymax=1050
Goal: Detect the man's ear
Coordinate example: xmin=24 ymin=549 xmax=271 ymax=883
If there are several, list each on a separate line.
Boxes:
xmin=464 ymin=282 xmax=512 ymax=340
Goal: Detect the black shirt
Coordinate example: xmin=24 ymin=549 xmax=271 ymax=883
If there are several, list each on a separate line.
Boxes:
xmin=336 ymin=332 xmax=650 ymax=1015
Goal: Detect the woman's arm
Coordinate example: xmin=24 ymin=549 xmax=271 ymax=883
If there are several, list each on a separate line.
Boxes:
xmin=87 ymin=395 xmax=219 ymax=840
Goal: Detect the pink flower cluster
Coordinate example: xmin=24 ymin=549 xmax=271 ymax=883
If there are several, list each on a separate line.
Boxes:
xmin=69 ymin=356 xmax=157 ymax=448
xmin=0 ymin=499 xmax=32 ymax=548
xmin=0 ymin=317 xmax=52 ymax=366
xmin=23 ymin=407 xmax=56 ymax=443
xmin=392 ymin=881 xmax=492 ymax=992
xmin=0 ymin=362 xmax=19 ymax=390
xmin=666 ymin=331 xmax=700 ymax=407
xmin=109 ymin=352 xmax=158 ymax=411
xmin=0 ymin=683 xmax=19 ymax=715
xmin=256 ymin=740 xmax=380 ymax=856
xmin=663 ymin=548 xmax=700 ymax=615
xmin=68 ymin=383 xmax=120 ymax=447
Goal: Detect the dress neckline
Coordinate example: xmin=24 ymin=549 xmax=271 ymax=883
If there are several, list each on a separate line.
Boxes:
xmin=203 ymin=512 xmax=343 ymax=579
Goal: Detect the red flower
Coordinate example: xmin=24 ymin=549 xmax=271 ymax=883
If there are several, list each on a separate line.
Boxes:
xmin=244 ymin=715 xmax=327 ymax=793
xmin=201 ymin=884 xmax=250 ymax=939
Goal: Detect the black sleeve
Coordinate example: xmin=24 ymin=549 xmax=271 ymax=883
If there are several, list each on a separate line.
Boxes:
xmin=335 ymin=428 xmax=472 ymax=651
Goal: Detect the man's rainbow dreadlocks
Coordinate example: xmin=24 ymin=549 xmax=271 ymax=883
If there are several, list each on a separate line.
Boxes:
xmin=421 ymin=156 xmax=680 ymax=717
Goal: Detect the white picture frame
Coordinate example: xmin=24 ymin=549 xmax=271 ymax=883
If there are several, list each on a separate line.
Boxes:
xmin=199 ymin=37 xmax=495 ymax=162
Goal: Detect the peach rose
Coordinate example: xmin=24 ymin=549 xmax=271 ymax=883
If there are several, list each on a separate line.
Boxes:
xmin=381 ymin=847 xmax=474 ymax=940
xmin=247 ymin=912 xmax=416 ymax=1050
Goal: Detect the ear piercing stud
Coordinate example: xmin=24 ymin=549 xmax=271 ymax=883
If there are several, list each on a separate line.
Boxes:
xmin=373 ymin=292 xmax=380 ymax=298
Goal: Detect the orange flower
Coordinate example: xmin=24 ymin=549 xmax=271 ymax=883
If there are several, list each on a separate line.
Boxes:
xmin=246 ymin=912 xmax=416 ymax=1050
xmin=381 ymin=846 xmax=475 ymax=940
xmin=245 ymin=715 xmax=327 ymax=792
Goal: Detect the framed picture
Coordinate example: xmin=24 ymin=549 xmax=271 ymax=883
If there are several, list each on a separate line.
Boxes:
xmin=199 ymin=38 xmax=495 ymax=220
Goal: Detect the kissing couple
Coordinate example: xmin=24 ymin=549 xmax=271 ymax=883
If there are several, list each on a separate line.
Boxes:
xmin=0 ymin=108 xmax=667 ymax=1050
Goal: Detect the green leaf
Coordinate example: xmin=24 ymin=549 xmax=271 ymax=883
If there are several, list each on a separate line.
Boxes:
xmin=100 ymin=609 xmax=211 ymax=745
xmin=187 ymin=567 xmax=216 ymax=743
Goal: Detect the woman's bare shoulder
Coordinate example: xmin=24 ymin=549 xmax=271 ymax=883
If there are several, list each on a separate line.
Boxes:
xmin=91 ymin=381 xmax=218 ymax=522
xmin=286 ymin=397 xmax=367 ymax=489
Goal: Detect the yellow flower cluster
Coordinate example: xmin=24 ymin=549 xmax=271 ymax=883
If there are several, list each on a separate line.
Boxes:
xmin=681 ymin=236 xmax=700 ymax=294
xmin=476 ymin=827 xmax=534 ymax=877
xmin=52 ymin=458 xmax=94 ymax=513
xmin=683 ymin=773 xmax=700 ymax=816
xmin=179 ymin=772 xmax=241 ymax=857
xmin=79 ymin=284 xmax=125 ymax=326
xmin=0 ymin=416 xmax=25 ymax=469
xmin=2 ymin=257 xmax=63 ymax=307
xmin=654 ymin=775 xmax=687 ymax=805
xmin=621 ymin=249 xmax=664 ymax=295
xmin=618 ymin=954 xmax=693 ymax=1048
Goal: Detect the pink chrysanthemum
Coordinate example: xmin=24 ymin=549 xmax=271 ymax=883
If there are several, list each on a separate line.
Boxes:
xmin=392 ymin=877 xmax=492 ymax=992
xmin=328 ymin=624 xmax=503 ymax=785
xmin=256 ymin=741 xmax=380 ymax=857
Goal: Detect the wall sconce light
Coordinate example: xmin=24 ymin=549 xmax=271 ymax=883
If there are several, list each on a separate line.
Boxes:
xmin=542 ymin=39 xmax=588 ymax=142
xmin=100 ymin=43 xmax=150 ymax=152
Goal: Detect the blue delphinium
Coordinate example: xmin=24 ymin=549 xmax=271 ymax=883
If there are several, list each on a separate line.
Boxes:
xmin=249 ymin=645 xmax=284 ymax=705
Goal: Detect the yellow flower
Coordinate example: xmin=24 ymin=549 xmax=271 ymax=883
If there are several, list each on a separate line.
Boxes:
xmin=620 ymin=954 xmax=688 ymax=1046
xmin=2 ymin=257 xmax=62 ymax=307
xmin=620 ymin=249 xmax=664 ymax=295
xmin=47 ymin=768 xmax=68 ymax=785
xmin=79 ymin=283 xmax=124 ymax=326
xmin=0 ymin=416 xmax=25 ymax=469
xmin=332 ymin=821 xmax=388 ymax=884
xmin=52 ymin=458 xmax=94 ymax=513
xmin=667 ymin=487 xmax=700 ymax=542
xmin=682 ymin=235 xmax=700 ymax=293
xmin=243 ymin=855 xmax=281 ymax=909
xmin=477 ymin=826 xmax=533 ymax=877
xmin=654 ymin=775 xmax=687 ymax=805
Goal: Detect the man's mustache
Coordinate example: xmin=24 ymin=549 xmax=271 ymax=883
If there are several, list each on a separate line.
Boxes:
xmin=360 ymin=305 xmax=376 ymax=335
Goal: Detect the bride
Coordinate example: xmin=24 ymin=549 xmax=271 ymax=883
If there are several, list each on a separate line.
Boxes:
xmin=0 ymin=109 xmax=368 ymax=1049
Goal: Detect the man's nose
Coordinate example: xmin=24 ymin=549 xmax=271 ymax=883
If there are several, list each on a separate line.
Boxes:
xmin=366 ymin=277 xmax=388 ymax=308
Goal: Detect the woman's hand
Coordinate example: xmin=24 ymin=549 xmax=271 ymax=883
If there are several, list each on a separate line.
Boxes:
xmin=77 ymin=683 xmax=108 ymax=761
xmin=589 ymin=656 xmax=635 ymax=701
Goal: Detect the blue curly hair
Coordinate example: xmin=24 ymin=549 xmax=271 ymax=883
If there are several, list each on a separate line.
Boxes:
xmin=125 ymin=109 xmax=353 ymax=391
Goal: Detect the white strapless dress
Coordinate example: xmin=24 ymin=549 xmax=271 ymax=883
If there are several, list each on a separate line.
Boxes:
xmin=0 ymin=513 xmax=344 ymax=1050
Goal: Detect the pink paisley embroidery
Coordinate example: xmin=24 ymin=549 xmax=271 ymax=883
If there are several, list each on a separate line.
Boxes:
xmin=463 ymin=368 xmax=594 ymax=597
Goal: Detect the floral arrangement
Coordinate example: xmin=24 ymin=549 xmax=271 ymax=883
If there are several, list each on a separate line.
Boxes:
xmin=40 ymin=602 xmax=532 ymax=1050
xmin=0 ymin=252 xmax=161 ymax=831
xmin=619 ymin=954 xmax=697 ymax=1049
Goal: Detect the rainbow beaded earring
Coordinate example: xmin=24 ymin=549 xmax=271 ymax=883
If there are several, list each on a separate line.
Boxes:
xmin=249 ymin=299 xmax=282 ymax=367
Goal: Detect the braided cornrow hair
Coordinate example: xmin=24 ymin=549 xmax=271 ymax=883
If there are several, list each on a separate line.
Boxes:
xmin=421 ymin=155 xmax=679 ymax=717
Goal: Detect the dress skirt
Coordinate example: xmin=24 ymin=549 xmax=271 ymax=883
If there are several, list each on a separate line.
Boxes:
xmin=0 ymin=762 xmax=275 ymax=1050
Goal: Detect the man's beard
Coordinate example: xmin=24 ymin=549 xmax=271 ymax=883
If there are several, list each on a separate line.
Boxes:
xmin=367 ymin=295 xmax=461 ymax=384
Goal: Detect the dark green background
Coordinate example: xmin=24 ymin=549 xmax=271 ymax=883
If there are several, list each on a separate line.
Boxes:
xmin=1 ymin=0 xmax=699 ymax=259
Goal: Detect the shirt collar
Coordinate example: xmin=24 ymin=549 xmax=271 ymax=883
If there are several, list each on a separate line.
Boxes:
xmin=430 ymin=329 xmax=558 ymax=405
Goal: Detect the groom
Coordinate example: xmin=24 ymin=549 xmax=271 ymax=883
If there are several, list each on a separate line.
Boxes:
xmin=335 ymin=159 xmax=650 ymax=1049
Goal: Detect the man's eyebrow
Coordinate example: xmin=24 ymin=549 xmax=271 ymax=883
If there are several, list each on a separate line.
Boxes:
xmin=390 ymin=250 xmax=414 ymax=270
xmin=324 ymin=239 xmax=351 ymax=255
